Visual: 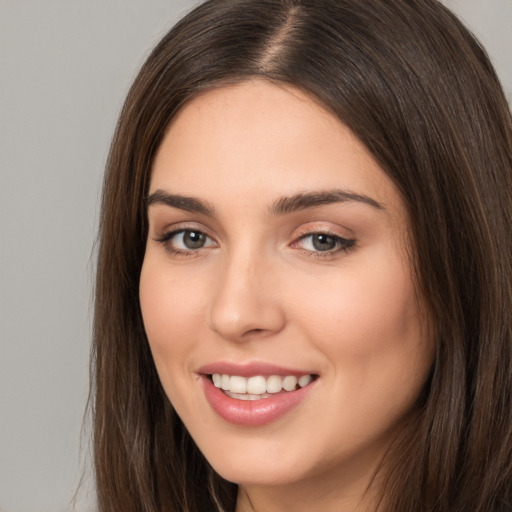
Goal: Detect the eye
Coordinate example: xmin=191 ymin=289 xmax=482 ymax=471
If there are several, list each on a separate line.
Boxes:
xmin=155 ymin=229 xmax=216 ymax=254
xmin=174 ymin=230 xmax=209 ymax=249
xmin=296 ymin=232 xmax=355 ymax=255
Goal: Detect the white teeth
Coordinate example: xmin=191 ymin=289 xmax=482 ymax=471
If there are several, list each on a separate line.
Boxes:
xmin=298 ymin=374 xmax=313 ymax=388
xmin=221 ymin=374 xmax=231 ymax=390
xmin=211 ymin=373 xmax=315 ymax=396
xmin=229 ymin=375 xmax=247 ymax=394
xmin=266 ymin=375 xmax=283 ymax=393
xmin=225 ymin=391 xmax=272 ymax=401
xmin=282 ymin=375 xmax=298 ymax=391
xmin=212 ymin=373 xmax=222 ymax=388
xmin=247 ymin=376 xmax=267 ymax=394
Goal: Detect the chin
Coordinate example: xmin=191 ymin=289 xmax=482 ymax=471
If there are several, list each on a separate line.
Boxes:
xmin=211 ymin=458 xmax=304 ymax=487
xmin=193 ymin=434 xmax=305 ymax=486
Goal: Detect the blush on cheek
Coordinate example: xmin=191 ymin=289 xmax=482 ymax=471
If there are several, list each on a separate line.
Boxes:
xmin=140 ymin=267 xmax=210 ymax=360
xmin=296 ymin=264 xmax=421 ymax=362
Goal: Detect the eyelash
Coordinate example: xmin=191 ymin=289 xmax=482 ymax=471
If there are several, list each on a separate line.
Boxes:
xmin=154 ymin=228 xmax=356 ymax=259
xmin=294 ymin=232 xmax=356 ymax=258
xmin=154 ymin=228 xmax=216 ymax=257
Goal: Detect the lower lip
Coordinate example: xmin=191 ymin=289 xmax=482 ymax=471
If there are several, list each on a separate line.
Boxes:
xmin=201 ymin=375 xmax=316 ymax=427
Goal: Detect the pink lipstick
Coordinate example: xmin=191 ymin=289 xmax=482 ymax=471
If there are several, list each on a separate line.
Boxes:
xmin=198 ymin=362 xmax=318 ymax=426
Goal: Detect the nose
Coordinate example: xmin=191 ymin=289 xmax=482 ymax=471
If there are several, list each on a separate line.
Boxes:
xmin=207 ymin=247 xmax=286 ymax=342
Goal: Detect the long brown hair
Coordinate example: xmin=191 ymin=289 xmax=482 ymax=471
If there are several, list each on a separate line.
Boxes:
xmin=92 ymin=1 xmax=512 ymax=510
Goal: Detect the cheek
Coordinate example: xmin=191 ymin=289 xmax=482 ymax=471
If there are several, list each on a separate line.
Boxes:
xmin=291 ymin=249 xmax=431 ymax=392
xmin=300 ymin=268 xmax=419 ymax=346
xmin=139 ymin=257 xmax=214 ymax=421
xmin=291 ymin=259 xmax=432 ymax=453
xmin=139 ymin=258 xmax=207 ymax=366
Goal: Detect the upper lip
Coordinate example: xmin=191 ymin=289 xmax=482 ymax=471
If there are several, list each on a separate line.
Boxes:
xmin=197 ymin=361 xmax=317 ymax=378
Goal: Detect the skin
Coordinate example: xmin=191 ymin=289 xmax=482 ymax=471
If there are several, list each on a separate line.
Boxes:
xmin=139 ymin=80 xmax=434 ymax=512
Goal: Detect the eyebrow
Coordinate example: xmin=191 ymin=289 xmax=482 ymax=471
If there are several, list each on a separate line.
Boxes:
xmin=146 ymin=188 xmax=384 ymax=217
xmin=269 ymin=189 xmax=384 ymax=215
xmin=146 ymin=190 xmax=215 ymax=216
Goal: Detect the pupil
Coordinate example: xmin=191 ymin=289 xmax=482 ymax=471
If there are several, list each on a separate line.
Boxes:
xmin=183 ymin=231 xmax=205 ymax=249
xmin=312 ymin=234 xmax=336 ymax=251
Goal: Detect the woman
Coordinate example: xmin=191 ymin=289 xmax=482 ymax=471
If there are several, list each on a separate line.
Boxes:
xmin=92 ymin=0 xmax=512 ymax=511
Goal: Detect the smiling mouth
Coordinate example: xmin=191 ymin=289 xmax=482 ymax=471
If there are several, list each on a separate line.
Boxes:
xmin=209 ymin=373 xmax=318 ymax=400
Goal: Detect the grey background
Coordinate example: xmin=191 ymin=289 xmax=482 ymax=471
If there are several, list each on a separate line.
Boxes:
xmin=0 ymin=1 xmax=510 ymax=511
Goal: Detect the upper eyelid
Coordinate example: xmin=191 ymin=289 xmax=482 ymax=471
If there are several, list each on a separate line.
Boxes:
xmin=298 ymin=231 xmax=347 ymax=241
xmin=152 ymin=220 xmax=355 ymax=245
xmin=156 ymin=227 xmax=215 ymax=242
xmin=291 ymin=222 xmax=355 ymax=239
xmin=293 ymin=232 xmax=354 ymax=247
xmin=153 ymin=221 xmax=215 ymax=237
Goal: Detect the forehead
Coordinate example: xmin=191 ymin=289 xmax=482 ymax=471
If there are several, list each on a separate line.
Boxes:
xmin=150 ymin=80 xmax=403 ymax=219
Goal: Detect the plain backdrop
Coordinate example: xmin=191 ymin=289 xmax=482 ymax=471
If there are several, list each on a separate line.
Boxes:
xmin=0 ymin=1 xmax=510 ymax=511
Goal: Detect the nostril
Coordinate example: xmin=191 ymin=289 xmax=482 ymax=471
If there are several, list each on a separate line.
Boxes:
xmin=245 ymin=328 xmax=264 ymax=336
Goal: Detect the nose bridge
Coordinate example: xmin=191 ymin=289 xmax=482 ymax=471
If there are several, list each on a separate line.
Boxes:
xmin=208 ymin=239 xmax=284 ymax=341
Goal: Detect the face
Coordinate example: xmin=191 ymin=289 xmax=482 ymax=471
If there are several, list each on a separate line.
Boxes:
xmin=140 ymin=80 xmax=433 ymax=507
